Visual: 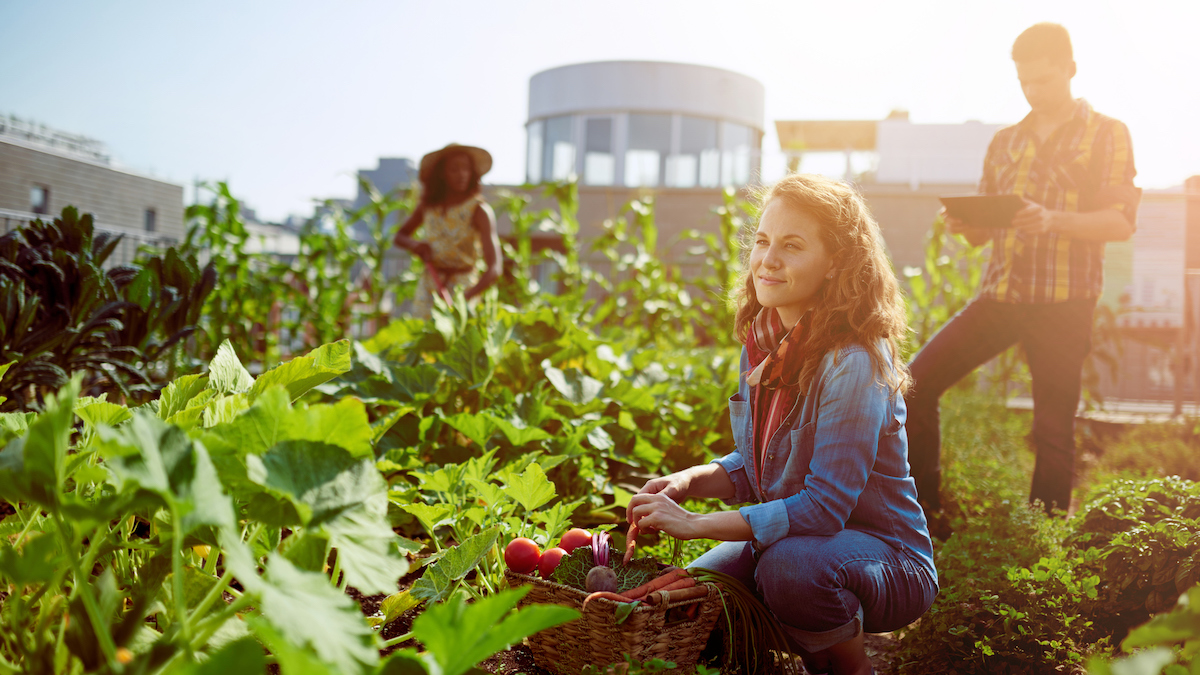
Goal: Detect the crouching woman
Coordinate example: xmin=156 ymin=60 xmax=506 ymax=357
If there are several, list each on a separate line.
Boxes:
xmin=627 ymin=174 xmax=937 ymax=675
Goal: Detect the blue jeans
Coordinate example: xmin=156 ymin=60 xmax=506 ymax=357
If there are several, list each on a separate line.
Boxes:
xmin=905 ymin=298 xmax=1096 ymax=512
xmin=688 ymin=530 xmax=938 ymax=653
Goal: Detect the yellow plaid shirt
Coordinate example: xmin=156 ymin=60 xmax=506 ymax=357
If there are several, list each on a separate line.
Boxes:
xmin=978 ymin=99 xmax=1140 ymax=303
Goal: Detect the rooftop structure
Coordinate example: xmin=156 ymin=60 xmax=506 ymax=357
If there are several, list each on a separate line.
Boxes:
xmin=526 ymin=61 xmax=765 ymax=188
xmin=776 ymin=111 xmax=1004 ymax=188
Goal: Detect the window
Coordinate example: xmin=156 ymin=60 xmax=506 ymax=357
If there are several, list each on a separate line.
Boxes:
xmin=144 ymin=208 xmax=157 ymax=232
xmin=526 ymin=120 xmax=544 ymax=183
xmin=30 ymin=185 xmax=49 ymax=215
xmin=583 ymin=117 xmax=614 ymax=186
xmin=625 ymin=114 xmax=671 ymax=188
xmin=721 ymin=122 xmax=755 ymax=187
xmin=542 ymin=116 xmax=575 ymax=182
xmin=667 ymin=116 xmax=720 ymax=188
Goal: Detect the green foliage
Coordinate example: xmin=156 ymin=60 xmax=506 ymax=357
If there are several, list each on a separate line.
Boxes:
xmin=1088 ymin=583 xmax=1200 ymax=674
xmin=0 ymin=342 xmax=422 ymax=675
xmin=0 ymin=206 xmax=216 ymax=410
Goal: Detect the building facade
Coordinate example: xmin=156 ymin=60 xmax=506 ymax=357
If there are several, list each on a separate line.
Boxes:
xmin=526 ymin=61 xmax=764 ymax=190
xmin=0 ymin=115 xmax=184 ymax=265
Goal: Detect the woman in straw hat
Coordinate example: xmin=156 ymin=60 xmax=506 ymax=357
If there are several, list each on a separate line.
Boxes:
xmin=394 ymin=143 xmax=500 ymax=317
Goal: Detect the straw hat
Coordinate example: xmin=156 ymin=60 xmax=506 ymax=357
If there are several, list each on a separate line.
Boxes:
xmin=418 ymin=143 xmax=493 ymax=183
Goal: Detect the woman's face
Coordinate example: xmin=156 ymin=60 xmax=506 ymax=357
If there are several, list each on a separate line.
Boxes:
xmin=750 ymin=200 xmax=835 ymax=328
xmin=443 ymin=154 xmax=474 ymax=194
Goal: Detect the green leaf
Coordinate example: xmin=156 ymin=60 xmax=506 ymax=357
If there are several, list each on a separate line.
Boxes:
xmin=99 ymin=412 xmax=235 ymax=536
xmin=202 ymin=393 xmax=250 ymax=427
xmin=0 ymin=412 xmax=35 ymax=437
xmin=204 ymin=387 xmax=374 ymax=461
xmin=176 ymin=636 xmax=266 ymax=675
xmin=530 ymin=499 xmax=583 ymax=544
xmin=544 ymin=365 xmax=602 ymax=405
xmin=246 ymin=440 xmax=385 ymax=527
xmin=410 ymin=528 xmax=501 ymax=603
xmin=413 ymin=586 xmax=579 ymax=675
xmin=484 ymin=414 xmax=550 ymax=447
xmin=256 ymin=555 xmax=380 ymax=673
xmin=327 ymin=506 xmax=410 ymax=594
xmin=399 ymin=503 xmax=453 ymax=536
xmin=0 ymin=378 xmax=81 ymax=509
xmin=440 ymin=326 xmax=493 ymax=388
xmin=381 ymin=590 xmax=421 ymax=625
xmin=75 ymin=400 xmax=132 ymax=430
xmin=0 ymin=533 xmax=64 ymax=585
xmin=443 ymin=413 xmax=495 ymax=449
xmin=502 ymin=462 xmax=556 ymax=514
xmin=249 ymin=340 xmax=352 ymax=402
xmin=209 ymin=340 xmax=255 ymax=395
xmin=158 ymin=374 xmax=212 ymax=420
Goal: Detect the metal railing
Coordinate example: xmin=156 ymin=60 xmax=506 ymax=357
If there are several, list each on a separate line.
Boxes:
xmin=0 ymin=208 xmax=178 ymax=268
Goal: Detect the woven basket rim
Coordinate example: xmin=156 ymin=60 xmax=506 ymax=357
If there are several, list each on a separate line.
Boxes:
xmin=503 ymin=568 xmax=720 ymax=611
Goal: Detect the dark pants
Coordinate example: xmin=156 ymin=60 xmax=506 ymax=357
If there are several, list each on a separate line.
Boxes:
xmin=905 ymin=298 xmax=1096 ymax=513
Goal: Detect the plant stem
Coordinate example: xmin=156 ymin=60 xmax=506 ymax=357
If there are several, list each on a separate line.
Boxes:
xmin=51 ymin=512 xmax=118 ymax=664
xmin=381 ymin=631 xmax=415 ymax=648
xmin=185 ymin=568 xmax=234 ymax=633
xmin=330 ymin=550 xmax=342 ymax=588
xmin=189 ymin=593 xmax=255 ymax=651
xmin=169 ymin=505 xmax=192 ymax=659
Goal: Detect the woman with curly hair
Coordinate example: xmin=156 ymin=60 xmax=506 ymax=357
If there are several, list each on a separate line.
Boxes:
xmin=393 ymin=143 xmax=501 ymax=317
xmin=627 ymin=174 xmax=937 ymax=674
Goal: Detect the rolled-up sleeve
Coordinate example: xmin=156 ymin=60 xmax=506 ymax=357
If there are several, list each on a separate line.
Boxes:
xmin=1093 ymin=120 xmax=1140 ymax=227
xmin=738 ymin=350 xmax=886 ymax=549
xmin=711 ymin=451 xmax=755 ymax=506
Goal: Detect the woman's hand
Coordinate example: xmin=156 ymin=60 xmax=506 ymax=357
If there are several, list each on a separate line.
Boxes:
xmin=627 ymin=492 xmax=701 ymax=540
xmin=636 ymin=471 xmax=693 ymax=503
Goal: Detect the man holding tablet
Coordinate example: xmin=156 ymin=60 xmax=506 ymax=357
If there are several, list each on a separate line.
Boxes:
xmin=906 ymin=23 xmax=1140 ymax=529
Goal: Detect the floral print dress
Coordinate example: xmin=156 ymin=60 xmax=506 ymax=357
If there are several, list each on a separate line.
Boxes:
xmin=411 ymin=194 xmax=492 ymax=318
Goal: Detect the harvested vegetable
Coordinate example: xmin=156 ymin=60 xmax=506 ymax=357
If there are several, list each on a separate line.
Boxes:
xmin=552 ymin=546 xmax=660 ymax=594
xmin=559 ymin=528 xmax=592 ymax=553
xmin=624 ymin=523 xmax=639 ymax=565
xmin=591 ymin=531 xmax=610 ymax=567
xmin=624 ymin=567 xmax=691 ymax=600
xmin=539 ymin=547 xmax=568 ymax=578
xmin=581 ymin=591 xmax=634 ymax=611
xmin=585 ymin=566 xmax=619 ymax=593
xmin=504 ymin=537 xmax=541 ymax=574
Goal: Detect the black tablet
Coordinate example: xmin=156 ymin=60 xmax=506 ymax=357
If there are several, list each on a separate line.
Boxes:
xmin=939 ymin=194 xmax=1028 ymax=229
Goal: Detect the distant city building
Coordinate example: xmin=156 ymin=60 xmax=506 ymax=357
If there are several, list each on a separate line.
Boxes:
xmin=525 ymin=61 xmax=765 ymax=189
xmin=775 ymin=111 xmax=1004 ymax=188
xmin=0 ymin=114 xmax=183 ymax=264
xmin=352 ymin=157 xmax=417 ymax=210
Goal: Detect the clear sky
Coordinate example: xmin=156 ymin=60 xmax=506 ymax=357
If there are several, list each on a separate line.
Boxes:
xmin=2 ymin=0 xmax=1196 ymax=222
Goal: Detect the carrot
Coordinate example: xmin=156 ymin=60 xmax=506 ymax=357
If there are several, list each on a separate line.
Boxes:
xmin=623 ymin=567 xmax=691 ymax=600
xmin=653 ymin=577 xmax=696 ymax=593
xmin=582 ymin=591 xmax=634 ymax=611
xmin=623 ymin=523 xmax=639 ymax=565
xmin=646 ymin=584 xmax=709 ymax=606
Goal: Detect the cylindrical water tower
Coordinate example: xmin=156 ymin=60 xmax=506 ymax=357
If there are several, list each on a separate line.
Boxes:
xmin=525 ymin=61 xmax=765 ymax=189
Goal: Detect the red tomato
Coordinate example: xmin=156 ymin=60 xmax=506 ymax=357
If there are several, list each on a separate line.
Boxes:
xmin=539 ymin=547 xmax=568 ymax=578
xmin=504 ymin=537 xmax=541 ymax=574
xmin=559 ymin=528 xmax=592 ymax=554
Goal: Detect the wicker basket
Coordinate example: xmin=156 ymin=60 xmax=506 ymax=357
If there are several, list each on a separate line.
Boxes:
xmin=505 ymin=569 xmax=724 ymax=674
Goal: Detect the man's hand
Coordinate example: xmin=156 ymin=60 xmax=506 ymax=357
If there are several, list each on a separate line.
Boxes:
xmin=1012 ymin=201 xmax=1060 ymax=235
xmin=943 ymin=210 xmax=989 ymax=246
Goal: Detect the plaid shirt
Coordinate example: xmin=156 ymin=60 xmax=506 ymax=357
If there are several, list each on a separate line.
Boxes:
xmin=978 ymin=99 xmax=1140 ymax=303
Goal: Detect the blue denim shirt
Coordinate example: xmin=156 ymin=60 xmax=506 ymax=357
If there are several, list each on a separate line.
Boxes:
xmin=712 ymin=342 xmax=936 ymax=573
